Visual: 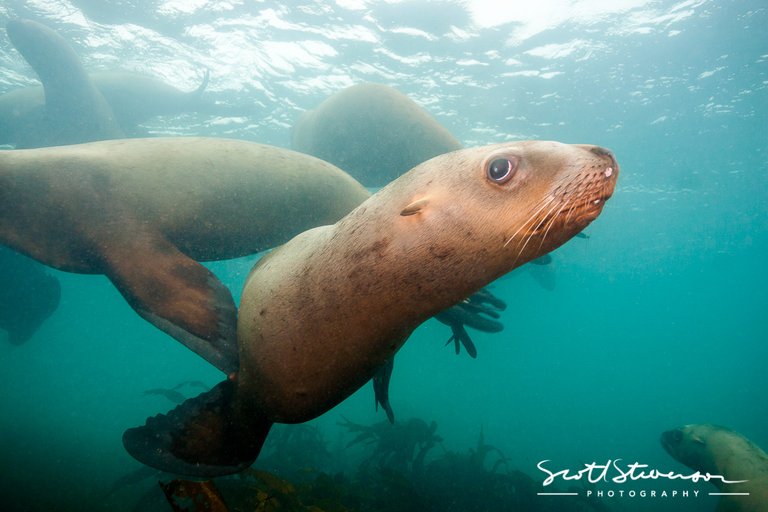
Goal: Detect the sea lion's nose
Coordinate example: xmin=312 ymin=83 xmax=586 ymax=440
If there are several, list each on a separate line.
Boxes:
xmin=580 ymin=145 xmax=619 ymax=178
xmin=589 ymin=145 xmax=613 ymax=159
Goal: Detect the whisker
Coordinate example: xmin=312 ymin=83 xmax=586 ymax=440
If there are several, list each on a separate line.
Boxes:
xmin=538 ymin=197 xmax=571 ymax=251
xmin=564 ymin=179 xmax=590 ymax=224
xmin=503 ymin=194 xmax=556 ymax=248
xmin=513 ymin=197 xmax=563 ymax=263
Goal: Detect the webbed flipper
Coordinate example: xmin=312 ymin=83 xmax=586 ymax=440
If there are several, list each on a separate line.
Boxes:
xmin=123 ymin=380 xmax=272 ymax=477
xmin=99 ymin=226 xmax=238 ymax=374
xmin=434 ymin=287 xmax=507 ymax=358
xmin=373 ymin=357 xmax=395 ymax=423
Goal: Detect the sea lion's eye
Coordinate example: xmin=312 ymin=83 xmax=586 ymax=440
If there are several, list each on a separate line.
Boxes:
xmin=487 ymin=157 xmax=518 ymax=184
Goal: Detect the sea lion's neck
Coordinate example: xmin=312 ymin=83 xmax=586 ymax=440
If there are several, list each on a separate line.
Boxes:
xmin=708 ymin=437 xmax=768 ymax=488
xmin=316 ymin=191 xmax=499 ymax=339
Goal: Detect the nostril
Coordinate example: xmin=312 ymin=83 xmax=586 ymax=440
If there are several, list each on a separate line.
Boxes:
xmin=589 ymin=146 xmax=618 ymax=176
xmin=590 ymin=146 xmax=613 ymax=159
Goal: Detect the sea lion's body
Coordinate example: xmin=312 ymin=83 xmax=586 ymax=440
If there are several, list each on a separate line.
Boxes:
xmin=86 ymin=71 xmax=210 ymax=133
xmin=662 ymin=424 xmax=768 ymax=512
xmin=124 ymin=140 xmax=618 ymax=476
xmin=0 ymin=69 xmax=210 ymax=146
xmin=2 ymin=19 xmax=210 ymax=148
xmin=0 ymin=137 xmax=369 ymax=371
xmin=292 ymin=83 xmax=462 ymax=187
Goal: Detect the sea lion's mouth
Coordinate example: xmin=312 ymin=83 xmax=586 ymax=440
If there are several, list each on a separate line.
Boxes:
xmin=503 ymin=156 xmax=618 ymax=259
xmin=527 ymin=169 xmax=616 ymax=234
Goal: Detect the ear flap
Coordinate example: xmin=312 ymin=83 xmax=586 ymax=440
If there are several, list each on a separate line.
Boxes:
xmin=400 ymin=197 xmax=430 ymax=216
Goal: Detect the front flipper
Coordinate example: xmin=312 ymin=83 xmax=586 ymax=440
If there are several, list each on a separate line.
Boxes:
xmin=99 ymin=228 xmax=238 ymax=374
xmin=434 ymin=287 xmax=507 ymax=358
xmin=373 ymin=357 xmax=395 ymax=423
xmin=123 ymin=380 xmax=272 ymax=477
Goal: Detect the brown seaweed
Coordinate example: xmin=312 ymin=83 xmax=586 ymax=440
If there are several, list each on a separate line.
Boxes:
xmin=159 ymin=479 xmax=228 ymax=512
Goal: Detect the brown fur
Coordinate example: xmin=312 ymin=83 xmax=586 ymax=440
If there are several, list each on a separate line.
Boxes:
xmin=237 ymin=141 xmax=618 ymax=422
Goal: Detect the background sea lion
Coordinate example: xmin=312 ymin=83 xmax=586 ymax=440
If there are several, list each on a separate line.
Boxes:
xmin=0 ymin=245 xmax=60 ymax=345
xmin=5 ymin=19 xmax=124 ymax=148
xmin=123 ymin=140 xmax=618 ymax=476
xmin=0 ymin=70 xmax=211 ymax=145
xmin=292 ymin=83 xmax=463 ymax=187
xmin=85 ymin=70 xmax=211 ymax=135
xmin=661 ymin=424 xmax=768 ymax=512
xmin=0 ymin=137 xmax=370 ymax=373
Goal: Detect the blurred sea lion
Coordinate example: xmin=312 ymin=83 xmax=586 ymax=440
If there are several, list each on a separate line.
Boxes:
xmin=292 ymin=83 xmax=462 ymax=187
xmin=661 ymin=424 xmax=768 ymax=512
xmin=123 ymin=140 xmax=618 ymax=476
xmin=2 ymin=19 xmax=214 ymax=148
xmin=0 ymin=70 xmax=211 ymax=143
xmin=4 ymin=19 xmax=124 ymax=148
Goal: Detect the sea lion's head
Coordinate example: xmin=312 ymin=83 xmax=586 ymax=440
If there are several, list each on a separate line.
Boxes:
xmin=661 ymin=424 xmax=723 ymax=474
xmin=389 ymin=140 xmax=619 ymax=282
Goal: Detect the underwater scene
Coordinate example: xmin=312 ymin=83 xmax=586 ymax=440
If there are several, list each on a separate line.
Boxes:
xmin=0 ymin=0 xmax=766 ymax=511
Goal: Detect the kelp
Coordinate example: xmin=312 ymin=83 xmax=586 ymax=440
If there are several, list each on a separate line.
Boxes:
xmin=159 ymin=479 xmax=228 ymax=512
xmin=139 ymin=417 xmax=607 ymax=512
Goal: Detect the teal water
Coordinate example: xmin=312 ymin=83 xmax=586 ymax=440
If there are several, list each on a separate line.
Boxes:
xmin=0 ymin=1 xmax=766 ymax=511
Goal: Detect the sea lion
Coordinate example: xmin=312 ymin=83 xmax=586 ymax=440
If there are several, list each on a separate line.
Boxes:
xmin=0 ymin=70 xmax=211 ymax=145
xmin=0 ymin=245 xmax=61 ymax=344
xmin=661 ymin=424 xmax=768 ymax=512
xmin=123 ymin=140 xmax=619 ymax=476
xmin=5 ymin=19 xmax=124 ymax=148
xmin=0 ymin=137 xmax=370 ymax=373
xmin=86 ymin=70 xmax=211 ymax=134
xmin=292 ymin=83 xmax=462 ymax=187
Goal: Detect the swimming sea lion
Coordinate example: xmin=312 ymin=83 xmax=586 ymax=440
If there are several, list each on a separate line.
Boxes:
xmin=0 ymin=245 xmax=61 ymax=345
xmin=661 ymin=424 xmax=768 ymax=512
xmin=86 ymin=70 xmax=210 ymax=134
xmin=123 ymin=140 xmax=618 ymax=476
xmin=5 ymin=19 xmax=124 ymax=148
xmin=292 ymin=83 xmax=462 ymax=187
xmin=0 ymin=137 xmax=370 ymax=372
xmin=0 ymin=70 xmax=211 ymax=144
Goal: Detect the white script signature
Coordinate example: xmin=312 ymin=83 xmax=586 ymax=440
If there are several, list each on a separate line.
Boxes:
xmin=537 ymin=459 xmax=748 ymax=486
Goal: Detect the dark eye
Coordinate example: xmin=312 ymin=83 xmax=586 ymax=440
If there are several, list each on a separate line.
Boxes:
xmin=487 ymin=157 xmax=518 ymax=184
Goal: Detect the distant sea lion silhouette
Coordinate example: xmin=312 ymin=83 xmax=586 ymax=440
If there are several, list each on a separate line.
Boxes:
xmin=5 ymin=19 xmax=124 ymax=148
xmin=0 ymin=245 xmax=60 ymax=345
xmin=661 ymin=424 xmax=768 ymax=512
xmin=0 ymin=69 xmax=211 ymax=145
xmin=123 ymin=140 xmax=618 ymax=476
xmin=292 ymin=83 xmax=462 ymax=187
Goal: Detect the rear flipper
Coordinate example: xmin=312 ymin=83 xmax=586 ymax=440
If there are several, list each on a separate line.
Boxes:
xmin=123 ymin=380 xmax=272 ymax=477
xmin=98 ymin=225 xmax=239 ymax=375
xmin=373 ymin=357 xmax=395 ymax=423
